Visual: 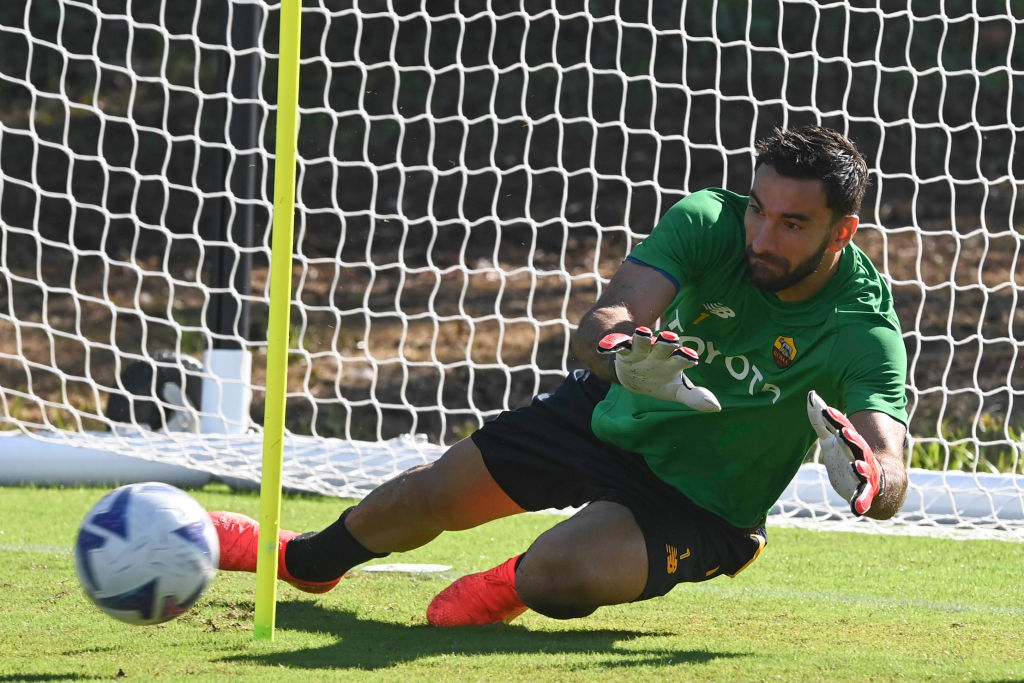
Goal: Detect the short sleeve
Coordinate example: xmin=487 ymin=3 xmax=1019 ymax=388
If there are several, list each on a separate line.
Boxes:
xmin=627 ymin=189 xmax=744 ymax=288
xmin=836 ymin=319 xmax=909 ymax=424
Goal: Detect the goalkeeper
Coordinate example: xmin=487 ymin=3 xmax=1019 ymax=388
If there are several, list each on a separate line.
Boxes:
xmin=211 ymin=125 xmax=908 ymax=625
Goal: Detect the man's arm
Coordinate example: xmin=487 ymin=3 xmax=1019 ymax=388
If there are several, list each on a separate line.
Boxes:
xmin=571 ymin=259 xmax=679 ymax=383
xmin=848 ymin=410 xmax=908 ymax=520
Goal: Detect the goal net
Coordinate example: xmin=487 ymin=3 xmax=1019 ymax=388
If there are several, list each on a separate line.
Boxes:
xmin=0 ymin=2 xmax=1020 ymax=539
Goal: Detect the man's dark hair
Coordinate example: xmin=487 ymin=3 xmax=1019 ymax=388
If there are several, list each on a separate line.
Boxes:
xmin=754 ymin=125 xmax=869 ymax=218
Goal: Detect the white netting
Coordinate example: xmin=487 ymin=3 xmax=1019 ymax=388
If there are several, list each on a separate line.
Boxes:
xmin=0 ymin=2 xmax=1021 ymax=539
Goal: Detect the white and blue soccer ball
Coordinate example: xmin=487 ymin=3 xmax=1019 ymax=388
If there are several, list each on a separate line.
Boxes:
xmin=74 ymin=482 xmax=219 ymax=625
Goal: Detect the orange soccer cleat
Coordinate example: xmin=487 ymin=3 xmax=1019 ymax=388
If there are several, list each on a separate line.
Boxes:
xmin=426 ymin=554 xmax=528 ymax=626
xmin=208 ymin=511 xmax=341 ymax=594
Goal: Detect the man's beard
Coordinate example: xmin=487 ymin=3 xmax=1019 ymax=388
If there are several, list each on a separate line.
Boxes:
xmin=745 ymin=237 xmax=831 ymax=293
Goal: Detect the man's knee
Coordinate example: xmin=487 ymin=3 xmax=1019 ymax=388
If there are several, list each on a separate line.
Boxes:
xmin=360 ymin=439 xmax=521 ymax=532
xmin=513 ymin=553 xmax=603 ymax=619
xmin=417 ymin=462 xmax=480 ymax=531
xmin=511 ymin=501 xmax=648 ymax=619
xmin=372 ymin=461 xmax=468 ymax=529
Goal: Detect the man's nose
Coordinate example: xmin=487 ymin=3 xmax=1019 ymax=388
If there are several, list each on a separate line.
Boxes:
xmin=749 ymin=222 xmax=778 ymax=254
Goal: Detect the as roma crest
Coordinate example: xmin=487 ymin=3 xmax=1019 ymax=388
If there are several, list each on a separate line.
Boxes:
xmin=772 ymin=336 xmax=797 ymax=369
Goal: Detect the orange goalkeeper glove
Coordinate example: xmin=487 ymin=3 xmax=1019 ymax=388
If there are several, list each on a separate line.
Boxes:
xmin=807 ymin=390 xmax=885 ymax=516
xmin=597 ymin=327 xmax=720 ymax=412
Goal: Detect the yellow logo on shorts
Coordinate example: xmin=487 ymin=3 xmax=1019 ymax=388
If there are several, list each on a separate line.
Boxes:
xmin=665 ymin=544 xmax=691 ymax=574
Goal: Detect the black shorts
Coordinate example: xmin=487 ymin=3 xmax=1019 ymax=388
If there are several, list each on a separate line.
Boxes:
xmin=472 ymin=369 xmax=766 ymax=601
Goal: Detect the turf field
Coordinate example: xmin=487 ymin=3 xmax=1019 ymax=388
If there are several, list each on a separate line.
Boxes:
xmin=2 ymin=484 xmax=1022 ymax=681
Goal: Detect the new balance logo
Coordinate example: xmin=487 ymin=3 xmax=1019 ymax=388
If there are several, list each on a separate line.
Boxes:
xmin=703 ymin=302 xmax=735 ymax=319
xmin=665 ymin=544 xmax=691 ymax=574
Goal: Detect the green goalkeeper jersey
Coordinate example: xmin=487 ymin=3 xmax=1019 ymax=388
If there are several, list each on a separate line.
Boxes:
xmin=590 ymin=188 xmax=908 ymax=529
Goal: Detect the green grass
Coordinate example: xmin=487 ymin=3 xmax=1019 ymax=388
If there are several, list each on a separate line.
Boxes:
xmin=2 ymin=484 xmax=1022 ymax=682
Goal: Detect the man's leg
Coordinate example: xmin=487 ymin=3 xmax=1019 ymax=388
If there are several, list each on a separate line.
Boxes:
xmin=213 ymin=437 xmax=527 ymax=589
xmin=343 ymin=437 xmax=527 ymax=553
xmin=427 ymin=500 xmax=648 ymax=624
xmin=515 ymin=500 xmax=648 ymax=618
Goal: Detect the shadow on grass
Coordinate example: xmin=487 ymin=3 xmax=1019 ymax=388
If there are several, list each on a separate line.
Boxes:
xmin=221 ymin=599 xmax=741 ymax=671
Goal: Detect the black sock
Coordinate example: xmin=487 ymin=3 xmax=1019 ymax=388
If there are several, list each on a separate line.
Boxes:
xmin=284 ymin=508 xmax=389 ymax=582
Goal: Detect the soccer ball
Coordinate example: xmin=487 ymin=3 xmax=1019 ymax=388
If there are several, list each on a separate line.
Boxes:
xmin=74 ymin=482 xmax=219 ymax=625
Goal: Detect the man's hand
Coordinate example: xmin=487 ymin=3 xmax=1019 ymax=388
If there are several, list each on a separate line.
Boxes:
xmin=807 ymin=390 xmax=886 ymax=516
xmin=597 ymin=327 xmax=720 ymax=412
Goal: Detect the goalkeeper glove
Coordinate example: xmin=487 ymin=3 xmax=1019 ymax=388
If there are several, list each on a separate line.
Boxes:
xmin=806 ymin=390 xmax=885 ymax=516
xmin=597 ymin=327 xmax=721 ymax=412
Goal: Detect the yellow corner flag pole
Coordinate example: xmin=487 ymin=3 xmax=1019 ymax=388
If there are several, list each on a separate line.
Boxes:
xmin=254 ymin=0 xmax=302 ymax=642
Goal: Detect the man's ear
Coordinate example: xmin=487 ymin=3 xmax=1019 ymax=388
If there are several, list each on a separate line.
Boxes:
xmin=828 ymin=215 xmax=858 ymax=253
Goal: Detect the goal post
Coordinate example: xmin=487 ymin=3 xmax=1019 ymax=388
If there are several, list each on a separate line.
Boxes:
xmin=0 ymin=2 xmax=1021 ymax=542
